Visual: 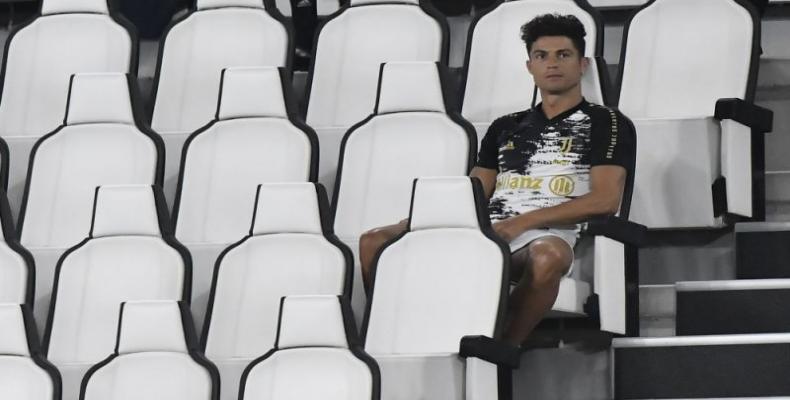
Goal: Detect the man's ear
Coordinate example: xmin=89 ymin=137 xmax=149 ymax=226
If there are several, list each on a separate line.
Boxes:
xmin=580 ymin=57 xmax=590 ymax=74
xmin=526 ymin=58 xmax=534 ymax=75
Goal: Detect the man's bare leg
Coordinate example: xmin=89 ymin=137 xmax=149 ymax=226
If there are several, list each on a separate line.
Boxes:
xmin=358 ymin=220 xmax=408 ymax=293
xmin=504 ymin=236 xmax=573 ymax=346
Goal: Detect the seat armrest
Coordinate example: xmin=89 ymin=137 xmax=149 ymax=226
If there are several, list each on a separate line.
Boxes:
xmin=586 ymin=216 xmax=647 ymax=246
xmin=714 ymin=98 xmax=774 ymax=133
xmin=459 ymin=335 xmax=520 ymax=369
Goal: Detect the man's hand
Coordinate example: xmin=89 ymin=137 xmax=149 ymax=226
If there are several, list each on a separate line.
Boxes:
xmin=492 ymin=217 xmax=527 ymax=243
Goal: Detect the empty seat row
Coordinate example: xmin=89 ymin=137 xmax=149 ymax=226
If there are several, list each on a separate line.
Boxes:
xmin=2 ymin=177 xmax=532 ymax=400
xmin=0 ymin=297 xmax=378 ymax=400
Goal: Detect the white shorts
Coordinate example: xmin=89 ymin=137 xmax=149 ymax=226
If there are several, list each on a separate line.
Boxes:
xmin=506 ymin=227 xmax=580 ymax=277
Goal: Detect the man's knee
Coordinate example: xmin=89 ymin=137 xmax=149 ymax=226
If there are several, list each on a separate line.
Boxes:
xmin=525 ymin=239 xmax=572 ymax=288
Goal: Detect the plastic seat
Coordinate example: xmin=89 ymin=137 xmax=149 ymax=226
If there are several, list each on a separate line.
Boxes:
xmin=0 ymin=0 xmax=136 ymax=217
xmin=173 ymin=67 xmax=317 ymax=328
xmin=203 ymin=183 xmax=351 ymax=400
xmin=331 ymin=61 xmax=474 ymax=319
xmin=240 ymin=295 xmax=379 ymax=400
xmin=305 ymin=0 xmax=448 ymax=194
xmin=80 ymin=301 xmax=218 ymax=400
xmin=44 ymin=185 xmax=189 ymax=400
xmin=617 ymin=0 xmax=773 ymax=228
xmin=151 ymin=0 xmax=291 ymax=204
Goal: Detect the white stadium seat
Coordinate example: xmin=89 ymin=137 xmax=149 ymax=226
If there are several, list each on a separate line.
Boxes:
xmin=173 ymin=66 xmax=317 ymax=331
xmin=617 ymin=0 xmax=773 ymax=228
xmin=43 ymin=185 xmax=189 ymax=400
xmin=240 ymin=295 xmax=379 ymax=400
xmin=17 ymin=74 xmax=162 ymax=330
xmin=0 ymin=304 xmax=61 ymax=400
xmin=0 ymin=0 xmax=136 ymax=218
xmin=362 ymin=177 xmax=519 ymax=400
xmin=305 ymin=0 xmax=448 ymax=194
xmin=80 ymin=301 xmax=218 ymax=400
xmin=0 ymin=190 xmax=35 ymax=306
xmin=331 ymin=61 xmax=474 ymax=320
xmin=203 ymin=182 xmax=351 ymax=400
xmin=151 ymin=0 xmax=291 ymax=205
xmin=461 ymin=0 xmax=608 ymax=143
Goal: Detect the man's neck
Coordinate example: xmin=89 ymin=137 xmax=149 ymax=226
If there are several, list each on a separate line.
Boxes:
xmin=539 ymin=90 xmax=583 ymax=120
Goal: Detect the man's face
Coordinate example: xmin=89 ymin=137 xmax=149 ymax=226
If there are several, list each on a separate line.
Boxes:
xmin=526 ymin=36 xmax=588 ymax=95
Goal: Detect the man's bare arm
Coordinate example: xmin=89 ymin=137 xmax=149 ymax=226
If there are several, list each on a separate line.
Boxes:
xmin=470 ymin=167 xmax=498 ymax=200
xmin=493 ymin=165 xmax=626 ymax=242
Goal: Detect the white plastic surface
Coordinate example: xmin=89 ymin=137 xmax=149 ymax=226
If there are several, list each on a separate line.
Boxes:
xmin=20 ymin=124 xmax=159 ymax=248
xmin=66 ymin=74 xmax=134 ymax=126
xmin=629 ymin=117 xmax=722 ymax=228
xmin=46 ymin=237 xmax=185 ymax=365
xmin=91 ymin=186 xmax=161 ymax=238
xmin=252 ymin=183 xmax=323 ymax=236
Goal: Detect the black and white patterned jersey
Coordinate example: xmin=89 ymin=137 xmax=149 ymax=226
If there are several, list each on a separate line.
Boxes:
xmin=477 ymin=99 xmax=633 ymax=222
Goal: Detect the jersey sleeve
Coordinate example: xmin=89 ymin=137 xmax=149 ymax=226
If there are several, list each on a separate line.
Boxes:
xmin=590 ymin=108 xmax=635 ymax=169
xmin=476 ymin=118 xmax=505 ymax=170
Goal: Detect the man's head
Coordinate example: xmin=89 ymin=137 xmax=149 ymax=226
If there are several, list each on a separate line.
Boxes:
xmin=522 ymin=14 xmax=589 ymax=96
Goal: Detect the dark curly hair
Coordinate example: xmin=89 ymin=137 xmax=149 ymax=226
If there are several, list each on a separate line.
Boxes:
xmin=521 ymin=14 xmax=587 ymax=56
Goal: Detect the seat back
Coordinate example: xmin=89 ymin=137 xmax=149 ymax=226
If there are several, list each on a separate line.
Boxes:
xmin=45 ymin=185 xmax=189 ymax=365
xmin=305 ymin=0 xmax=447 ymax=130
xmin=174 ymin=67 xmax=316 ymax=245
xmin=0 ymin=191 xmax=34 ymax=305
xmin=617 ymin=0 xmax=759 ymax=118
xmin=203 ymin=183 xmax=350 ymax=359
xmin=0 ymin=304 xmax=61 ymax=400
xmin=332 ymin=62 xmax=474 ymax=243
xmin=81 ymin=301 xmax=218 ymax=400
xmin=0 ymin=0 xmax=135 ymax=139
xmin=363 ymin=177 xmax=508 ymax=355
xmin=241 ymin=295 xmax=379 ymax=400
xmin=151 ymin=0 xmax=290 ymax=134
xmin=461 ymin=0 xmax=605 ymax=140
xmin=19 ymin=73 xmax=162 ymax=249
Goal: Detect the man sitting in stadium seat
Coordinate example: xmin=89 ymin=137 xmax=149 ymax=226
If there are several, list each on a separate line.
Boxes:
xmin=359 ymin=14 xmax=634 ymax=347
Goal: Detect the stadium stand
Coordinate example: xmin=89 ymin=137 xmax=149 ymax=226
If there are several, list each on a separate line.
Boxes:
xmin=0 ymin=303 xmax=61 ymax=400
xmin=0 ymin=0 xmax=136 ymax=217
xmin=618 ymin=0 xmax=773 ymax=228
xmin=80 ymin=301 xmax=218 ymax=400
xmin=173 ymin=66 xmax=317 ymax=330
xmin=331 ymin=61 xmax=474 ymax=319
xmin=150 ymin=0 xmax=291 ymax=204
xmin=240 ymin=295 xmax=379 ymax=400
xmin=17 ymin=73 xmax=162 ymax=329
xmin=202 ymin=182 xmax=351 ymax=400
xmin=43 ymin=185 xmax=189 ymax=400
xmin=305 ymin=0 xmax=448 ymax=194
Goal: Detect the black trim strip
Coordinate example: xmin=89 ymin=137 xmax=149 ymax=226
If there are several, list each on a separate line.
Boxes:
xmin=0 ymin=189 xmax=35 ymax=307
xmin=19 ymin=304 xmax=62 ymax=400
